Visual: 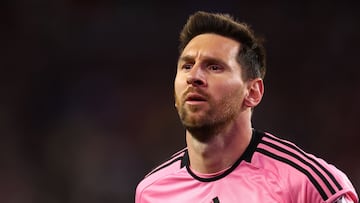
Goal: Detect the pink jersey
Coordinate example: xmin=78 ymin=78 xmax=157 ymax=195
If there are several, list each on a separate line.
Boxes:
xmin=135 ymin=130 xmax=359 ymax=203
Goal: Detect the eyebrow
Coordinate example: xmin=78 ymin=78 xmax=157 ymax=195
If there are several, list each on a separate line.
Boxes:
xmin=178 ymin=55 xmax=194 ymax=63
xmin=178 ymin=55 xmax=228 ymax=66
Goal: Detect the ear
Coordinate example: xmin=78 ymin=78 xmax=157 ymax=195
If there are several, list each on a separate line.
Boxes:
xmin=244 ymin=78 xmax=264 ymax=108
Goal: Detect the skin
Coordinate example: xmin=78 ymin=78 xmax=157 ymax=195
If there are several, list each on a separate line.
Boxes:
xmin=174 ymin=33 xmax=264 ymax=174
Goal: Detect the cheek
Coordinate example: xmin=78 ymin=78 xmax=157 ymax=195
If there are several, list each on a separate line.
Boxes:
xmin=174 ymin=75 xmax=185 ymax=95
xmin=174 ymin=77 xmax=183 ymax=105
xmin=213 ymin=80 xmax=245 ymax=100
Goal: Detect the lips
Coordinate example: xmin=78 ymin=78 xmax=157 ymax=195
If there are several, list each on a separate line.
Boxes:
xmin=185 ymin=93 xmax=207 ymax=102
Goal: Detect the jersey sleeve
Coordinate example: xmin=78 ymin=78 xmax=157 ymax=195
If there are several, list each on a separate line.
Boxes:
xmin=258 ymin=132 xmax=358 ymax=203
xmin=291 ymin=158 xmax=359 ymax=203
xmin=324 ymin=164 xmax=359 ymax=203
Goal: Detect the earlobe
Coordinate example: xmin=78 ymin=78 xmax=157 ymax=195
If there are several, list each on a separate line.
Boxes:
xmin=244 ymin=78 xmax=264 ymax=108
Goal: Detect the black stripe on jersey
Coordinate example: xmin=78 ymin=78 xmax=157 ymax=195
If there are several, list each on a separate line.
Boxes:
xmin=146 ymin=150 xmax=186 ymax=177
xmin=146 ymin=156 xmax=183 ymax=177
xmin=264 ymin=134 xmax=342 ymax=191
xmin=261 ymin=139 xmax=336 ymax=194
xmin=256 ymin=148 xmax=328 ymax=201
xmin=170 ymin=148 xmax=187 ymax=158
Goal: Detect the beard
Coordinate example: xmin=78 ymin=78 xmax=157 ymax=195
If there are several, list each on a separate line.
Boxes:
xmin=175 ymin=88 xmax=242 ymax=142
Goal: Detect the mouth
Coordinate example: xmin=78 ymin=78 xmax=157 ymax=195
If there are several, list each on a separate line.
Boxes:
xmin=185 ymin=93 xmax=207 ymax=103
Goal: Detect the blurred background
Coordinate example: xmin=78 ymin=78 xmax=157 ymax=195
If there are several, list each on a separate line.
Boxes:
xmin=1 ymin=0 xmax=360 ymax=202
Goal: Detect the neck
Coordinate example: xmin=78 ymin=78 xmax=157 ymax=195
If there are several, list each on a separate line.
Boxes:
xmin=186 ymin=114 xmax=253 ymax=174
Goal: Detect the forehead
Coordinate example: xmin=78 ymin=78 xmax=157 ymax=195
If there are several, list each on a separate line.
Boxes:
xmin=181 ymin=33 xmax=241 ymax=59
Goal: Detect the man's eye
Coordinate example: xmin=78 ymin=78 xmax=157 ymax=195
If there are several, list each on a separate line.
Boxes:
xmin=208 ymin=65 xmax=222 ymax=71
xmin=183 ymin=64 xmax=192 ymax=70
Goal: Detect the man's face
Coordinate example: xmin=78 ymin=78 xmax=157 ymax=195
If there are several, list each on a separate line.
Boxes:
xmin=174 ymin=33 xmax=248 ymax=130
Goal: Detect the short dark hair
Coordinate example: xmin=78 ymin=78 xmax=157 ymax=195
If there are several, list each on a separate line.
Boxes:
xmin=179 ymin=11 xmax=266 ymax=80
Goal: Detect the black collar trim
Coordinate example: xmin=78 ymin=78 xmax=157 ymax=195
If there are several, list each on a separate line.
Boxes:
xmin=182 ymin=129 xmax=264 ymax=182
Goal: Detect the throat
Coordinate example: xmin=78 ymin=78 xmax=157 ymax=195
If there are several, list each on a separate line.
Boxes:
xmin=186 ymin=123 xmax=253 ymax=174
xmin=186 ymin=132 xmax=237 ymax=174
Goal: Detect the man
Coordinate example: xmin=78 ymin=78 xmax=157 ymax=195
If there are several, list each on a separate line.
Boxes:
xmin=135 ymin=11 xmax=358 ymax=203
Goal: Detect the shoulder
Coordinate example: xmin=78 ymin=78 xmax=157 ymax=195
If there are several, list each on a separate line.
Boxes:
xmin=135 ymin=148 xmax=188 ymax=200
xmin=252 ymin=130 xmax=359 ymax=203
xmin=144 ymin=148 xmax=187 ymax=179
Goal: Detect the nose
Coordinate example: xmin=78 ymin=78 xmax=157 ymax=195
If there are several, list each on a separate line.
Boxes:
xmin=186 ymin=66 xmax=207 ymax=87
